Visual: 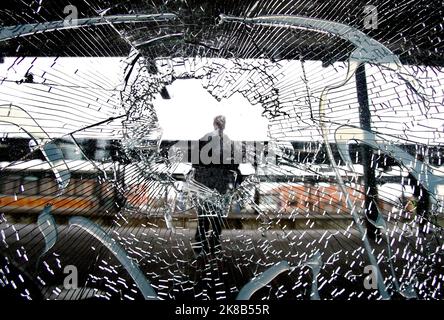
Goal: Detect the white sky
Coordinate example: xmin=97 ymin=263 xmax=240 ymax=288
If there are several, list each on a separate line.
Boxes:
xmin=153 ymin=79 xmax=270 ymax=141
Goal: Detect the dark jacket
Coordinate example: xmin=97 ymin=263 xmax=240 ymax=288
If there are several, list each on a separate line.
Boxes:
xmin=192 ymin=130 xmax=242 ymax=194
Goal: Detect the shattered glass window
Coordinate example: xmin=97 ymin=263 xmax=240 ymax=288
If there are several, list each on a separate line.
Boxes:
xmin=0 ymin=0 xmax=443 ymax=301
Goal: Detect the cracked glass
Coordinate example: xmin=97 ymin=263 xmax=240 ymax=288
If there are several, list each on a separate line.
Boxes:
xmin=0 ymin=0 xmax=443 ymax=301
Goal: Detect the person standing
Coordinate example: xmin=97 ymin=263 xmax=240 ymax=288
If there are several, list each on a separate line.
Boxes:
xmin=192 ymin=115 xmax=241 ymax=256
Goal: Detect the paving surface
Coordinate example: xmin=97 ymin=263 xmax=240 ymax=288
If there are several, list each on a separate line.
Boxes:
xmin=1 ymin=217 xmax=443 ymax=300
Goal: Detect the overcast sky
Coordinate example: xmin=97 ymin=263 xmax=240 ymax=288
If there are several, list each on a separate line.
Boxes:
xmin=153 ymin=79 xmax=270 ymax=141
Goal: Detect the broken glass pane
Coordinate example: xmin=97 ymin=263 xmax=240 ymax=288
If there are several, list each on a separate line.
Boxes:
xmin=0 ymin=0 xmax=443 ymax=301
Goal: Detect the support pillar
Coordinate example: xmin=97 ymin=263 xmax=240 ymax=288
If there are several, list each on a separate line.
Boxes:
xmin=355 ymin=64 xmax=379 ymax=239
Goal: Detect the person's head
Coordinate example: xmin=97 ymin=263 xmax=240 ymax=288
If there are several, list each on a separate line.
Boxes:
xmin=213 ymin=115 xmax=226 ymax=131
